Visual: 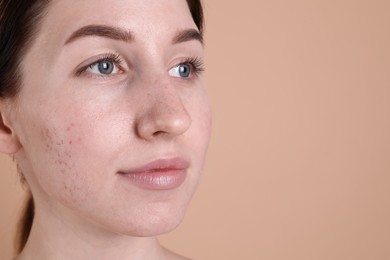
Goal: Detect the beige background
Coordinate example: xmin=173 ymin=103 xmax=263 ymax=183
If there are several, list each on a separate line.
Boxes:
xmin=1 ymin=0 xmax=390 ymax=259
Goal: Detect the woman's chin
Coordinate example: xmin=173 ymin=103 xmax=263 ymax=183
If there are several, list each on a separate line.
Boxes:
xmin=119 ymin=214 xmax=185 ymax=237
xmin=91 ymin=205 xmax=188 ymax=238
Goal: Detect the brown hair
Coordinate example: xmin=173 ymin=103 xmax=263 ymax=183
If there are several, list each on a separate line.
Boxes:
xmin=0 ymin=0 xmax=204 ymax=255
xmin=0 ymin=0 xmax=49 ymax=255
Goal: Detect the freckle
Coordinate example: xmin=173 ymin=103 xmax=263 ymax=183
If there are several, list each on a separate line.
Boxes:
xmin=69 ymin=140 xmax=73 ymax=145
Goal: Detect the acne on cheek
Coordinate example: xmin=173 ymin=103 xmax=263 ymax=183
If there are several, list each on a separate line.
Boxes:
xmin=42 ymin=124 xmax=91 ymax=204
xmin=44 ymin=123 xmax=82 ymax=174
xmin=42 ymin=126 xmax=71 ymax=172
xmin=65 ymin=123 xmax=83 ymax=145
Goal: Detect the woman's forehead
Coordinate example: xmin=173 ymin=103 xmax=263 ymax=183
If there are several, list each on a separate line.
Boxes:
xmin=26 ymin=0 xmax=199 ymax=65
xmin=43 ymin=0 xmax=196 ymax=36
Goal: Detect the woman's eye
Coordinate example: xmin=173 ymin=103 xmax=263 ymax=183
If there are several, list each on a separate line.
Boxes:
xmin=169 ymin=64 xmax=192 ymax=78
xmin=87 ymin=60 xmax=120 ymax=75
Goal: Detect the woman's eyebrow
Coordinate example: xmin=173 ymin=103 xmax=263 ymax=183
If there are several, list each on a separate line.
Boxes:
xmin=64 ymin=25 xmax=203 ymax=46
xmin=65 ymin=25 xmax=134 ymax=45
xmin=172 ymin=29 xmax=203 ymax=46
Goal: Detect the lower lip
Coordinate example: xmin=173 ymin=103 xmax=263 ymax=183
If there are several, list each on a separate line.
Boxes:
xmin=119 ymin=169 xmax=187 ymax=190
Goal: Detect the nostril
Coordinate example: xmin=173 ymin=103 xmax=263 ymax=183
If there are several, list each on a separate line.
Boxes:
xmin=152 ymin=130 xmax=167 ymax=137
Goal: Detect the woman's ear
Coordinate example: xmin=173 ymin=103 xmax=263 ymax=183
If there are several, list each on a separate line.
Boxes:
xmin=0 ymin=103 xmax=22 ymax=154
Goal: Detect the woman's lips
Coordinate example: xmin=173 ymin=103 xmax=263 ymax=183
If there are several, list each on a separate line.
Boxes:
xmin=118 ymin=157 xmax=189 ymax=190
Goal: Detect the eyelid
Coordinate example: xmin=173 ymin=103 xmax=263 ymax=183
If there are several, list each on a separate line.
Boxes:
xmin=74 ymin=52 xmax=125 ymax=77
xmin=169 ymin=56 xmax=205 ymax=77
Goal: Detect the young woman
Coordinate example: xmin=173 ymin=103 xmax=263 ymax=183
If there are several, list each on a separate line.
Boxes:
xmin=0 ymin=0 xmax=211 ymax=259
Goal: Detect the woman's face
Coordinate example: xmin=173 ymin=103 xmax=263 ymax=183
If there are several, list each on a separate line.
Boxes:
xmin=11 ymin=0 xmax=211 ymax=236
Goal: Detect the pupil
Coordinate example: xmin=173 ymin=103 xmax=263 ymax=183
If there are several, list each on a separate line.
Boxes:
xmin=179 ymin=65 xmax=190 ymax=77
xmin=98 ymin=61 xmax=114 ymax=74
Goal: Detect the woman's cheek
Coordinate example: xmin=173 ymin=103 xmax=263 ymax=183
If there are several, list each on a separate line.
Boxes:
xmin=189 ymin=90 xmax=212 ymax=144
xmin=39 ymin=107 xmax=128 ymax=206
xmin=34 ymin=103 xmax=106 ymax=200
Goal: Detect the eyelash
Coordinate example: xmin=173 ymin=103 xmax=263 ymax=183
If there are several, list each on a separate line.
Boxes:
xmin=75 ymin=53 xmax=205 ymax=78
xmin=75 ymin=53 xmax=124 ymax=77
xmin=182 ymin=57 xmax=205 ymax=76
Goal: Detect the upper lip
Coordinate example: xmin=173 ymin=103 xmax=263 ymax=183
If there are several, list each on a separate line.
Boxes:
xmin=118 ymin=157 xmax=190 ymax=174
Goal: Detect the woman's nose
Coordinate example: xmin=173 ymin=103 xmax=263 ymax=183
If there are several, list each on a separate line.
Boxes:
xmin=135 ymin=89 xmax=192 ymax=141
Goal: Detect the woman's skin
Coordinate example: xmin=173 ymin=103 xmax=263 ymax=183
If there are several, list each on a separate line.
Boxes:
xmin=0 ymin=0 xmax=211 ymax=259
